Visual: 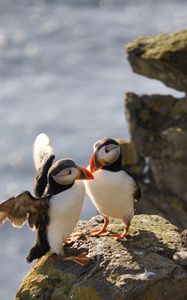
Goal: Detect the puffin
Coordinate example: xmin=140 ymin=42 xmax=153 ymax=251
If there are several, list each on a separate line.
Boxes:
xmin=0 ymin=134 xmax=94 ymax=266
xmin=84 ymin=137 xmax=141 ymax=240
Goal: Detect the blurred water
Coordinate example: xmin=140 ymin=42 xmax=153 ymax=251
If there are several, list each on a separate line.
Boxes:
xmin=0 ymin=0 xmax=187 ymax=299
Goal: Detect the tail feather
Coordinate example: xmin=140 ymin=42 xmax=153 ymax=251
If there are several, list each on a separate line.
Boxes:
xmin=26 ymin=228 xmax=50 ymax=263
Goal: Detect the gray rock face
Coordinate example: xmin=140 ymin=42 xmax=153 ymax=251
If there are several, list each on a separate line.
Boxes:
xmin=127 ymin=30 xmax=187 ymax=91
xmin=125 ymin=93 xmax=187 ymax=229
xmin=16 ymin=215 xmax=187 ymax=300
xmin=173 ymin=230 xmax=187 ymax=271
xmin=125 ymin=30 xmax=187 ymax=229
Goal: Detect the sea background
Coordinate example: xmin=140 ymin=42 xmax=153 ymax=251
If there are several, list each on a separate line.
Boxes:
xmin=0 ymin=0 xmax=186 ymax=299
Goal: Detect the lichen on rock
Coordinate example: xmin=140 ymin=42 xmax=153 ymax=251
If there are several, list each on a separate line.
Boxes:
xmin=127 ymin=30 xmax=187 ymax=91
xmin=16 ymin=215 xmax=187 ymax=300
xmin=125 ymin=29 xmax=187 ymax=229
xmin=125 ymin=92 xmax=187 ymax=229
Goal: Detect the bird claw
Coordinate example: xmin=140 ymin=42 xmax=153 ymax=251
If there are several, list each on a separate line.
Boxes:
xmin=63 ymin=252 xmax=91 ymax=267
xmin=109 ymin=232 xmax=127 ymax=241
xmin=89 ymin=229 xmax=127 ymax=240
xmin=89 ymin=228 xmax=109 ymax=237
xmin=64 ymin=232 xmax=84 ymax=246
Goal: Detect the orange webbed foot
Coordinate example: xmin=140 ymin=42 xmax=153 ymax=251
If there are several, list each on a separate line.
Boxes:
xmin=63 ymin=252 xmax=91 ymax=267
xmin=89 ymin=218 xmax=109 ymax=237
xmin=89 ymin=227 xmax=110 ymax=237
xmin=109 ymin=226 xmax=129 ymax=241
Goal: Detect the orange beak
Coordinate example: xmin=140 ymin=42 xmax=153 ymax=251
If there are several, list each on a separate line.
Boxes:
xmin=89 ymin=151 xmax=102 ymax=173
xmin=78 ymin=166 xmax=94 ymax=180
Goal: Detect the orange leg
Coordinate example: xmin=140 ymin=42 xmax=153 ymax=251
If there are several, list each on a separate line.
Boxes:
xmin=110 ymin=225 xmax=129 ymax=241
xmin=63 ymin=252 xmax=90 ymax=267
xmin=89 ymin=217 xmax=109 ymax=236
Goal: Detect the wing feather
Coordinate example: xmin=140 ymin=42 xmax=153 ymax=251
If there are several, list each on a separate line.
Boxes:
xmin=33 ymin=133 xmax=54 ymax=172
xmin=0 ymin=191 xmax=50 ymax=229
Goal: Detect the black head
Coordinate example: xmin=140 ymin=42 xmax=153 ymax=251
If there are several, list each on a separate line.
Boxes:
xmin=47 ymin=159 xmax=94 ymax=194
xmin=90 ymin=138 xmax=122 ymax=172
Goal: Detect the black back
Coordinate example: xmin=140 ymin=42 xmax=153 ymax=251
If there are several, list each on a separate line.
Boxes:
xmin=27 ymin=155 xmax=55 ymax=263
xmin=34 ymin=154 xmax=55 ymax=197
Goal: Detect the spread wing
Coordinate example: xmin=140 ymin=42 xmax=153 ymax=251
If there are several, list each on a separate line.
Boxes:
xmin=0 ymin=191 xmax=50 ymax=229
xmin=33 ymin=133 xmax=55 ymax=197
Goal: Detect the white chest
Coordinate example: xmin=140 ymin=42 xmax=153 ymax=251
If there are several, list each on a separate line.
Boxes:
xmin=47 ymin=181 xmax=85 ymax=250
xmin=85 ymin=169 xmax=135 ymax=220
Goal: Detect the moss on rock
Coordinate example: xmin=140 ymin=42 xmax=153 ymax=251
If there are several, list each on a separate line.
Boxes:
xmin=127 ymin=30 xmax=187 ymax=91
xmin=16 ymin=215 xmax=187 ymax=300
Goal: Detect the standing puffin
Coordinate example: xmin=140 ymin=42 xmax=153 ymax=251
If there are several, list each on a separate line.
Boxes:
xmin=84 ymin=138 xmax=141 ymax=240
xmin=0 ymin=134 xmax=94 ymax=266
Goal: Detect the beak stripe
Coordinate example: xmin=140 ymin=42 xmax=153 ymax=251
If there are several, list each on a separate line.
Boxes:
xmin=79 ymin=167 xmax=94 ymax=180
xmin=90 ymin=151 xmax=102 ymax=172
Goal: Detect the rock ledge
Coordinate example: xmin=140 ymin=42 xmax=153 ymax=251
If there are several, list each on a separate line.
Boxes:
xmin=16 ymin=215 xmax=187 ymax=300
xmin=127 ymin=29 xmax=187 ymax=91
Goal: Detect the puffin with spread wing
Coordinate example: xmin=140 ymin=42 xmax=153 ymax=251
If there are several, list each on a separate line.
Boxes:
xmin=0 ymin=134 xmax=94 ymax=266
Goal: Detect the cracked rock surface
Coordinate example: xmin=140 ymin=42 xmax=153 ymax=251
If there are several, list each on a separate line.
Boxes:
xmin=127 ymin=30 xmax=187 ymax=92
xmin=125 ymin=29 xmax=187 ymax=229
xmin=16 ymin=215 xmax=187 ymax=300
xmin=125 ymin=93 xmax=187 ymax=229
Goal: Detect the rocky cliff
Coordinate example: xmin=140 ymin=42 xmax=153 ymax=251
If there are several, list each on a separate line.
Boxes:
xmin=124 ymin=29 xmax=187 ymax=229
xmin=127 ymin=30 xmax=187 ymax=92
xmin=16 ymin=215 xmax=187 ymax=300
xmin=16 ymin=29 xmax=187 ymax=300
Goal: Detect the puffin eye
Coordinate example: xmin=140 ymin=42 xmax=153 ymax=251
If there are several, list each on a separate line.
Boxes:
xmin=68 ymin=169 xmax=72 ymax=175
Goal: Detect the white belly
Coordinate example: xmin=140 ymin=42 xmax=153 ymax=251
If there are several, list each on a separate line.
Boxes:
xmin=47 ymin=181 xmax=85 ymax=254
xmin=85 ymin=169 xmax=135 ymax=222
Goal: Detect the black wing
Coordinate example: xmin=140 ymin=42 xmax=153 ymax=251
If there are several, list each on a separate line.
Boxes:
xmin=0 ymin=191 xmax=50 ymax=229
xmin=34 ymin=155 xmax=55 ymax=197
xmin=122 ymin=167 xmax=141 ymax=203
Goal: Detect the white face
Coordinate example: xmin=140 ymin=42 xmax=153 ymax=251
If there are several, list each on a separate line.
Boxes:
xmin=97 ymin=144 xmax=120 ymax=165
xmin=52 ymin=167 xmax=79 ymax=185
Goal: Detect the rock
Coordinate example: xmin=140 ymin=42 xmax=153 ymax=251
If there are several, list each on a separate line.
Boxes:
xmin=173 ymin=230 xmax=187 ymax=271
xmin=181 ymin=230 xmax=187 ymax=248
xmin=16 ymin=215 xmax=187 ymax=300
xmin=127 ymin=30 xmax=187 ymax=91
xmin=116 ymin=139 xmax=145 ymax=178
xmin=173 ymin=250 xmax=187 ymax=271
xmin=125 ymin=92 xmax=187 ymax=228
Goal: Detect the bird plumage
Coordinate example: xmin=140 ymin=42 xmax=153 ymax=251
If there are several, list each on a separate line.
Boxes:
xmin=0 ymin=133 xmax=93 ymax=266
xmin=0 ymin=191 xmax=49 ymax=229
xmin=33 ymin=133 xmax=55 ymax=197
xmin=85 ymin=169 xmax=136 ymax=222
xmin=28 ymin=148 xmax=93 ymax=262
xmin=85 ymin=138 xmax=141 ymax=239
xmin=33 ymin=133 xmax=54 ymax=172
xmin=47 ymin=180 xmax=85 ymax=255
